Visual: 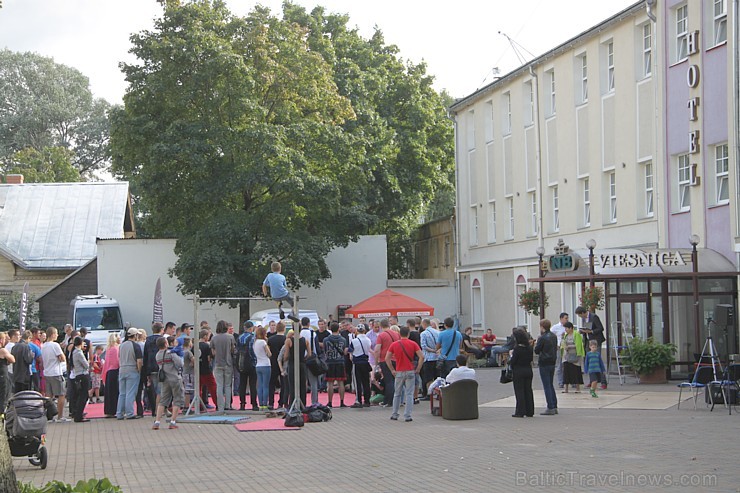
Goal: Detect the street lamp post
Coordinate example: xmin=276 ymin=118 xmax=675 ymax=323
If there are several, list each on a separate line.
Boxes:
xmin=536 ymin=246 xmax=546 ymax=320
xmin=586 ymin=239 xmax=597 ymax=288
xmin=689 ymin=234 xmax=701 ymax=355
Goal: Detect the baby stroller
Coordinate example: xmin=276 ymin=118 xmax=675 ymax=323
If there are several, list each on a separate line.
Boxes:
xmin=5 ymin=390 xmax=56 ymax=469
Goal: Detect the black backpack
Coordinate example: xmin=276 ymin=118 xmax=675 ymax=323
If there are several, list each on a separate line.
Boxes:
xmin=236 ymin=333 xmax=254 ymax=373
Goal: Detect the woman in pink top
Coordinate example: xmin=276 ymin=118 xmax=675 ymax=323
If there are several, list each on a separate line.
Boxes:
xmin=102 ymin=333 xmax=121 ymax=417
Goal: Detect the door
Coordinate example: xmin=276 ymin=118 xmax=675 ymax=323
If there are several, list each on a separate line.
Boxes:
xmin=619 ymin=299 xmax=649 ymax=342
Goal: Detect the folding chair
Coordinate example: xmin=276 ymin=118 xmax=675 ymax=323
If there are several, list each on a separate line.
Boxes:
xmin=677 ymin=366 xmax=716 ymax=410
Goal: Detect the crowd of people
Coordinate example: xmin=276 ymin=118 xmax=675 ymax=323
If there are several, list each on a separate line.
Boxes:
xmin=0 ymin=305 xmax=607 ymax=426
xmin=0 ymin=313 xmax=489 ymax=427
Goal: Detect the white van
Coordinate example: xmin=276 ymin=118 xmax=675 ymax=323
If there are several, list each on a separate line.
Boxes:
xmin=69 ymin=295 xmax=125 ymax=348
xmin=249 ymin=308 xmax=320 ymax=329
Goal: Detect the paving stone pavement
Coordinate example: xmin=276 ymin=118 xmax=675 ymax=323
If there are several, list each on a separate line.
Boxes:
xmin=14 ymin=368 xmax=740 ymax=492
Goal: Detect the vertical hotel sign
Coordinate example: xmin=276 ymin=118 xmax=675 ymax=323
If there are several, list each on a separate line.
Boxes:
xmin=686 ymin=29 xmax=701 ymax=185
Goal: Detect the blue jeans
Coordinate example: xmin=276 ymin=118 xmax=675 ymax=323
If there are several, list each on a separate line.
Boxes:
xmin=117 ymin=370 xmax=140 ymax=418
xmin=256 ymin=366 xmax=271 ymax=407
xmin=214 ymin=366 xmax=234 ymax=411
xmin=539 ymin=364 xmax=557 ymax=410
xmin=391 ymin=371 xmax=416 ymax=420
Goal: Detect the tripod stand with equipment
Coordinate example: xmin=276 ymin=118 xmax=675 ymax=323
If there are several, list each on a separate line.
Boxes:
xmin=709 ymin=305 xmax=738 ymax=414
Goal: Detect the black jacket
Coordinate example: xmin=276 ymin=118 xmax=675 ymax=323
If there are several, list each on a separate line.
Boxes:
xmin=534 ymin=331 xmax=558 ymax=366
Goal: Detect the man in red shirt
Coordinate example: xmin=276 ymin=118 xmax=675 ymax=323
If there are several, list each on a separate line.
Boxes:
xmin=373 ymin=319 xmax=399 ymax=406
xmin=385 ymin=326 xmax=424 ymax=422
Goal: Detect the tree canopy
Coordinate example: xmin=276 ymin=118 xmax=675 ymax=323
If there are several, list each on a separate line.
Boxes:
xmin=0 ymin=49 xmax=113 ymax=180
xmin=111 ymin=0 xmax=454 ymax=297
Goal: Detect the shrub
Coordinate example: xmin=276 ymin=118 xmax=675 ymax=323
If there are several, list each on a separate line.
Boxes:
xmin=18 ymin=479 xmax=122 ymax=493
xmin=623 ymin=337 xmax=676 ymax=375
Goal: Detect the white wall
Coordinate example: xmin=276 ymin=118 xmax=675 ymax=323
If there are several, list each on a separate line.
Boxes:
xmin=96 ymin=239 xmax=239 ymax=331
xmin=98 ymin=235 xmax=456 ymax=328
xmin=249 ymin=235 xmax=388 ymax=319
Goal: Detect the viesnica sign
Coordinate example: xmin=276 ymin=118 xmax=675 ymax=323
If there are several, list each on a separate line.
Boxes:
xmin=595 ymin=251 xmax=687 ymax=269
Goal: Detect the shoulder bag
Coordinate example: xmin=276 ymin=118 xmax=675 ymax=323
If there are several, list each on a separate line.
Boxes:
xmin=436 ymin=331 xmax=457 ymax=372
xmin=500 ymin=363 xmax=513 ymax=384
xmin=306 ymin=332 xmax=328 ymax=376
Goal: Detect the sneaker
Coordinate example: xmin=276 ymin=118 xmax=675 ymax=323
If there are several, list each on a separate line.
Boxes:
xmin=350 ymin=402 xmax=363 ymax=408
xmin=53 ymin=417 xmax=70 ymax=423
xmin=205 ymin=404 xmax=215 ymax=409
xmin=339 ymin=403 xmax=348 ymax=408
xmin=419 ymin=396 xmax=430 ymax=401
xmin=168 ymin=422 xmax=178 ymax=429
xmin=251 ymin=405 xmax=259 ymax=411
xmin=390 ymin=415 xmax=398 ymax=421
xmin=363 ymin=402 xmax=371 ymax=408
xmin=539 ymin=409 xmax=557 ymax=416
xmin=287 ymin=314 xmax=300 ymax=323
xmin=413 ymin=398 xmax=420 ymax=405
xmin=590 ymin=390 xmax=598 ymax=398
xmin=152 ymin=422 xmax=160 ymax=430
xmin=404 ymin=417 xmax=413 ymax=422
xmin=326 ymin=403 xmax=333 ymax=408
xmin=279 ymin=308 xmax=285 ymax=320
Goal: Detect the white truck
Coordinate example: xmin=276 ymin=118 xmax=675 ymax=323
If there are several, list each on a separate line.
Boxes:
xmin=69 ymin=295 xmax=125 ymax=349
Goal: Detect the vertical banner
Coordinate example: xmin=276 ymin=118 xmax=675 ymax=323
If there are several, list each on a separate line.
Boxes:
xmin=152 ymin=277 xmax=163 ymax=324
xmin=19 ymin=281 xmax=29 ymax=332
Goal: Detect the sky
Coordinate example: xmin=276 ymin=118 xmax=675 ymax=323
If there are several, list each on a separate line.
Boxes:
xmin=0 ymin=0 xmax=637 ymax=104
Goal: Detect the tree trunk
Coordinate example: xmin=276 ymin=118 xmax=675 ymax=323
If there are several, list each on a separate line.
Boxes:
xmin=0 ymin=422 xmax=19 ymax=493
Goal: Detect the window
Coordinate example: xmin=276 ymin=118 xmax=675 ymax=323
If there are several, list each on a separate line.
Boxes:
xmin=716 ymin=144 xmax=729 ymax=204
xmin=642 ymin=23 xmax=652 ymax=77
xmin=583 ymin=178 xmax=591 ymax=227
xmin=609 ymin=172 xmax=617 ymax=223
xmin=484 ymin=101 xmax=494 ymax=142
xmin=606 ymin=42 xmax=615 ymax=92
xmin=714 ymin=0 xmax=727 ymax=45
xmin=469 ymin=206 xmax=478 ymax=246
xmin=530 ymin=192 xmax=538 ymax=235
xmin=487 ymin=201 xmax=497 ymax=243
xmin=546 ymin=69 xmax=556 ymax=116
xmin=678 ymin=154 xmax=691 ymax=211
xmin=466 ymin=110 xmax=475 ymax=150
xmin=524 ymin=81 xmax=534 ymax=126
xmin=644 ymin=162 xmax=654 ymax=217
xmin=507 ymin=197 xmax=514 ymax=239
xmin=578 ymin=54 xmax=588 ymax=104
xmin=552 ymin=186 xmax=560 ymax=232
xmin=503 ymin=92 xmax=512 ymax=134
xmin=676 ymin=5 xmax=688 ymax=61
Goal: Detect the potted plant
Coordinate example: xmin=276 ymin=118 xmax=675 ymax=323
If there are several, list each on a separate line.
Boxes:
xmin=579 ymin=286 xmax=605 ymax=311
xmin=623 ymin=337 xmax=677 ymax=384
xmin=518 ymin=288 xmax=548 ymax=317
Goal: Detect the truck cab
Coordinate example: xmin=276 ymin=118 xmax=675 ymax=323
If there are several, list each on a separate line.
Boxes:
xmin=69 ymin=295 xmax=124 ymax=348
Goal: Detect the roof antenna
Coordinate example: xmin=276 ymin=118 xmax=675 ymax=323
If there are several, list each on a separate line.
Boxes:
xmin=499 ymin=31 xmax=536 ymax=66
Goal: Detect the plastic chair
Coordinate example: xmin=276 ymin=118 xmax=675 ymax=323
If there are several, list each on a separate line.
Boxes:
xmin=677 ymin=366 xmax=716 ymax=410
xmin=440 ymin=379 xmax=478 ymax=420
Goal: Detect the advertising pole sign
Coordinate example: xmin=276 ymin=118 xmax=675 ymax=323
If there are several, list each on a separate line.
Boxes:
xmin=19 ymin=281 xmax=29 ymax=332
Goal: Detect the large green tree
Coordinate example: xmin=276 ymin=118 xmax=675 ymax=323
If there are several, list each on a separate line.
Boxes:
xmin=111 ymin=0 xmax=453 ymax=296
xmin=0 ymin=49 xmax=113 ymax=180
xmin=282 ymin=3 xmax=455 ymax=276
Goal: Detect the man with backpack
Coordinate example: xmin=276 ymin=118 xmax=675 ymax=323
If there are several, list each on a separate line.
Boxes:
xmin=236 ymin=321 xmax=258 ymax=411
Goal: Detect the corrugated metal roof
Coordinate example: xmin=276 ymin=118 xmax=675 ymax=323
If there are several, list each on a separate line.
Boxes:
xmin=0 ymin=182 xmax=130 ymax=269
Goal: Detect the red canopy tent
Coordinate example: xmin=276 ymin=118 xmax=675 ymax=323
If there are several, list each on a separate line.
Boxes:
xmin=345 ymin=289 xmax=435 ymax=318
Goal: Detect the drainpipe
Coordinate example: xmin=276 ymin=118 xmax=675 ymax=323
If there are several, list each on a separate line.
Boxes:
xmin=449 ymin=110 xmax=463 ymax=319
xmin=734 ymin=0 xmax=740 ymax=245
xmin=646 ymin=0 xmax=657 ymax=22
xmin=528 ymin=65 xmax=544 ymax=252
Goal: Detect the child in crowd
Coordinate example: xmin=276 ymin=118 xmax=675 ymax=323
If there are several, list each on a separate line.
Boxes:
xmin=181 ymin=338 xmax=195 ymax=411
xmin=89 ymin=345 xmax=104 ymax=404
xmin=369 ymin=370 xmax=385 ymax=405
xmin=583 ymin=340 xmax=606 ymax=398
xmin=262 ymin=261 xmax=298 ymax=322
